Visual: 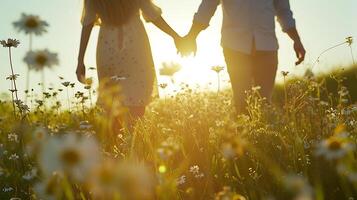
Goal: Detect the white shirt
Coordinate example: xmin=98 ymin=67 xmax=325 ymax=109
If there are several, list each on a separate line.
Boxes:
xmin=194 ymin=0 xmax=296 ymax=54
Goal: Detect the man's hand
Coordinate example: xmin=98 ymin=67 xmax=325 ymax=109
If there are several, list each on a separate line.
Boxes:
xmin=173 ymin=36 xmax=185 ymax=55
xmin=294 ymin=40 xmax=306 ymax=66
xmin=76 ymin=61 xmax=86 ymax=84
xmin=286 ymin=27 xmax=306 ymax=66
xmin=175 ymin=22 xmax=206 ymax=57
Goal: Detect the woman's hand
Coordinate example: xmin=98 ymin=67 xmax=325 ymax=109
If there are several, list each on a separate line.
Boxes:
xmin=77 ymin=24 xmax=94 ymax=84
xmin=76 ymin=61 xmax=86 ymax=84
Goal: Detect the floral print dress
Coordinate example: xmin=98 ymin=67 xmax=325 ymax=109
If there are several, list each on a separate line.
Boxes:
xmin=82 ymin=0 xmax=161 ymax=106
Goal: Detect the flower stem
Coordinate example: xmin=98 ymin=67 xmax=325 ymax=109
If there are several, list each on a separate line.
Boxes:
xmin=10 ymin=84 xmax=17 ymax=118
xmin=283 ymin=76 xmax=288 ymax=113
xmin=350 ymin=46 xmax=355 ymax=65
xmin=217 ymin=72 xmax=221 ymax=94
xmin=25 ymin=34 xmax=33 ymax=104
xmin=312 ymin=41 xmax=347 ymax=68
xmin=41 ymin=70 xmax=45 ymax=98
xmin=25 ymin=68 xmax=30 ymax=103
xmin=29 ymin=33 xmax=33 ymax=50
xmin=350 ymin=46 xmax=357 ymax=80
xmin=66 ymin=87 xmax=71 ymax=111
xmin=8 ymin=47 xmax=19 ymax=102
xmin=88 ymin=89 xmax=93 ymax=108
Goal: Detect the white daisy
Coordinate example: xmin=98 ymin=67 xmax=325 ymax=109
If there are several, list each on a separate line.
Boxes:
xmin=211 ymin=65 xmax=224 ymax=73
xmin=24 ymin=49 xmax=59 ymax=71
xmin=315 ymin=136 xmax=355 ymax=160
xmin=2 ymin=187 xmax=14 ymax=193
xmin=176 ymin=175 xmax=186 ymax=185
xmin=189 ymin=165 xmax=204 ymax=178
xmin=159 ymin=62 xmax=181 ymax=76
xmin=8 ymin=153 xmax=19 ymax=160
xmin=13 ymin=13 xmax=49 ymax=35
xmin=38 ymin=133 xmax=100 ymax=182
xmin=89 ymin=161 xmax=154 ymax=200
xmin=0 ymin=38 xmax=20 ymax=48
xmin=7 ymin=133 xmax=18 ymax=143
xmin=189 ymin=165 xmax=200 ymax=174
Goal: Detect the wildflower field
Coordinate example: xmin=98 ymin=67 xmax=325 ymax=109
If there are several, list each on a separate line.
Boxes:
xmin=1 ymin=57 xmax=357 ymax=200
xmin=1 ymin=10 xmax=357 ymax=200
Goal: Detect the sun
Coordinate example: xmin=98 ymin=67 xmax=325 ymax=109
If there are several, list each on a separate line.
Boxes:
xmin=146 ymin=24 xmax=227 ymax=92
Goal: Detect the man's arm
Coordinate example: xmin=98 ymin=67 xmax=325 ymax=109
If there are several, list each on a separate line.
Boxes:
xmin=286 ymin=28 xmax=306 ymax=65
xmin=190 ymin=0 xmax=220 ymax=35
xmin=274 ymin=0 xmax=306 ymax=65
xmin=181 ymin=0 xmax=220 ymax=56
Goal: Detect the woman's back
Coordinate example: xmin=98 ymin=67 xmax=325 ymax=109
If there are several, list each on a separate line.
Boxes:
xmin=84 ymin=0 xmax=139 ymax=26
xmin=81 ymin=0 xmax=163 ymax=106
xmin=82 ymin=0 xmax=162 ymax=27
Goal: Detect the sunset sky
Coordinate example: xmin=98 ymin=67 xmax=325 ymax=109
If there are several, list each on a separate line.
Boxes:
xmin=0 ymin=0 xmax=356 ymax=98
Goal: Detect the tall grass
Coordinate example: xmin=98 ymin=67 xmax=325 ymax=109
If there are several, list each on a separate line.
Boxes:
xmin=0 ymin=68 xmax=356 ymax=200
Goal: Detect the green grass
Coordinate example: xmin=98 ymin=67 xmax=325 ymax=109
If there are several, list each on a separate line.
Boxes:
xmin=274 ymin=64 xmax=357 ymax=104
xmin=0 ymin=67 xmax=356 ymax=200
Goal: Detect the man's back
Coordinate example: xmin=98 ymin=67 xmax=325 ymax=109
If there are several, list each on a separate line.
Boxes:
xmin=194 ymin=0 xmax=296 ymax=54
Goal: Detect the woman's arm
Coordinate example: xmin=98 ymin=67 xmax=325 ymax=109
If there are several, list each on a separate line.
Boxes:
xmin=140 ymin=0 xmax=182 ymax=53
xmin=151 ymin=17 xmax=180 ymax=41
xmin=76 ymin=23 xmax=94 ymax=83
xmin=151 ymin=17 xmax=184 ymax=54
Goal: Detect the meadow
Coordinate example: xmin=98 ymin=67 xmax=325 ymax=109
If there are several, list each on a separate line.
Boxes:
xmin=1 ymin=12 xmax=357 ymax=200
xmin=1 ymin=56 xmax=357 ymax=200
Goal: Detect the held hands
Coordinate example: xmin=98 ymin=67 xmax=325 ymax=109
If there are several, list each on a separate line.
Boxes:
xmin=174 ymin=33 xmax=197 ymax=57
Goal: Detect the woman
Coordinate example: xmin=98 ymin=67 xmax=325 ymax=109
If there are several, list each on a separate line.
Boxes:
xmin=76 ymin=0 xmax=181 ymax=130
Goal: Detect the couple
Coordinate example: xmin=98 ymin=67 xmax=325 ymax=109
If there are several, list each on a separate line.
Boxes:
xmin=76 ymin=0 xmax=305 ymax=128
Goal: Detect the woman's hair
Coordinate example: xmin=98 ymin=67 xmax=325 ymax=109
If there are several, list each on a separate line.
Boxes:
xmin=83 ymin=0 xmax=141 ymax=26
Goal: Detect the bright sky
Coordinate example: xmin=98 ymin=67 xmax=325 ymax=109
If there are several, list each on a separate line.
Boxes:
xmin=0 ymin=0 xmax=357 ymax=99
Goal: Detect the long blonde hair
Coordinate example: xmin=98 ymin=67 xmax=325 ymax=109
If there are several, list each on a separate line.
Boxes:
xmin=83 ymin=0 xmax=141 ymax=26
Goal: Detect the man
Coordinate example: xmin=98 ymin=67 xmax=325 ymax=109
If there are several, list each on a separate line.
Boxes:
xmin=180 ymin=0 xmax=306 ymax=114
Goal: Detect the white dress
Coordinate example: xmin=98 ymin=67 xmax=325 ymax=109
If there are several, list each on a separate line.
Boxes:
xmin=82 ymin=0 xmax=161 ymax=106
